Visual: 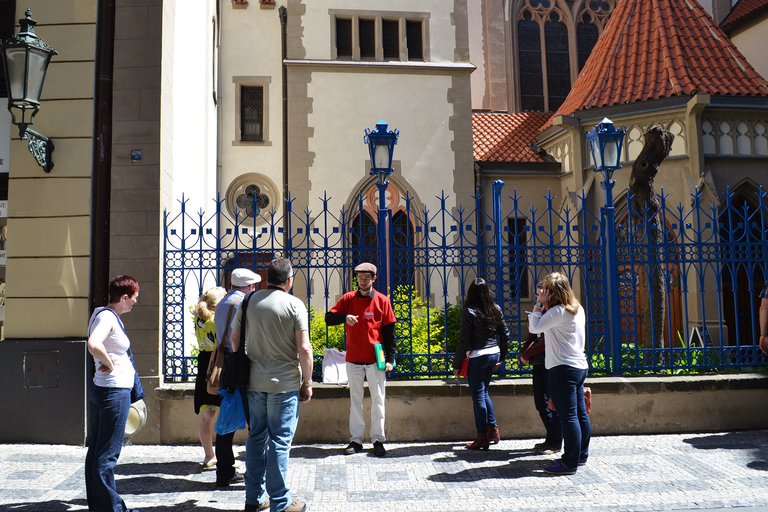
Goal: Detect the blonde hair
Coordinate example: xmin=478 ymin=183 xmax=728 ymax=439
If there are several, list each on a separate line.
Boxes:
xmin=542 ymin=272 xmax=580 ymax=315
xmin=195 ymin=286 xmax=226 ymax=321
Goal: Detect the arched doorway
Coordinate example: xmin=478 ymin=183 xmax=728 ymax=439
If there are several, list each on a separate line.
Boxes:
xmin=348 ymin=181 xmax=416 ymax=291
xmin=616 ymin=209 xmax=684 ymax=348
xmin=720 ymin=192 xmax=766 ymax=346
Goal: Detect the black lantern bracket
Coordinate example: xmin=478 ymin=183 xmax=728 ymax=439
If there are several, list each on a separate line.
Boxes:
xmin=1 ymin=9 xmax=58 ymax=172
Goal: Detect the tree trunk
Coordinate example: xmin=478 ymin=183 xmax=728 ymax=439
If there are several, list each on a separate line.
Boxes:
xmin=628 ymin=127 xmax=674 ymax=349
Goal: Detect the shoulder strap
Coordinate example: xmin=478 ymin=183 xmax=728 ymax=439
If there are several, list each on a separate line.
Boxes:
xmin=88 ymin=307 xmax=126 ymax=336
xmin=218 ymin=295 xmax=242 ymax=350
xmin=238 ymin=291 xmax=255 ymax=354
xmin=88 ymin=307 xmax=136 ymax=362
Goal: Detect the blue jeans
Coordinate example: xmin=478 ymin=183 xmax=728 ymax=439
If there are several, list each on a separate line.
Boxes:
xmin=245 ymin=391 xmax=300 ymax=512
xmin=532 ymin=364 xmax=562 ymax=447
xmin=548 ymin=365 xmax=590 ymax=470
xmin=85 ymin=385 xmax=131 ymax=512
xmin=467 ymin=352 xmax=500 ymax=434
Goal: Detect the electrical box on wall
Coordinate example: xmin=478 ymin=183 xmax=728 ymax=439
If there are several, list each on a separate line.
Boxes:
xmin=24 ymin=351 xmax=59 ymax=388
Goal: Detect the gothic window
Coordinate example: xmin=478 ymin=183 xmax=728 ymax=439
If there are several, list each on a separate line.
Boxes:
xmin=576 ymin=14 xmax=599 ymax=71
xmin=516 ymin=0 xmax=616 ymax=112
xmin=518 ymin=12 xmax=544 ymax=111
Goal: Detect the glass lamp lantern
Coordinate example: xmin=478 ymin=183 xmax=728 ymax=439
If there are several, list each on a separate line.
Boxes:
xmin=1 ymin=8 xmax=58 ymax=172
xmin=586 ymin=117 xmax=625 ymax=175
xmin=364 ymin=120 xmax=399 ymax=183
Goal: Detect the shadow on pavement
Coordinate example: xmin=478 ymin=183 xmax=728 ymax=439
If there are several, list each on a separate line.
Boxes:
xmin=0 ymin=499 xmax=88 ymax=511
xmin=682 ymin=431 xmax=768 ymax=471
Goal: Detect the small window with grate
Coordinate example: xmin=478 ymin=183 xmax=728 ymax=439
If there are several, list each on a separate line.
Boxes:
xmin=359 ymin=18 xmax=376 ymax=59
xmin=336 ymin=18 xmax=352 ymax=59
xmin=382 ymin=19 xmax=399 ymax=60
xmin=406 ymin=20 xmax=423 ymax=60
xmin=241 ymin=86 xmax=263 ymax=142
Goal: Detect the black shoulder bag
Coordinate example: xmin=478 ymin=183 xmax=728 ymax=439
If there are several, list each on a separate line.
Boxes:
xmin=221 ymin=291 xmax=253 ymax=392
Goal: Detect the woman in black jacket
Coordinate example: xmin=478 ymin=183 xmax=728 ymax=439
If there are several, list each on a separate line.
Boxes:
xmin=452 ymin=278 xmax=509 ymax=450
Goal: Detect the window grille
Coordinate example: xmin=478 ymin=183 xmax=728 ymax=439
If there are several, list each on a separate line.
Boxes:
xmin=406 ymin=20 xmax=423 ymax=60
xmin=241 ymin=86 xmax=263 ymax=142
xmin=382 ymin=19 xmax=399 ymax=60
xmin=359 ymin=18 xmax=376 ymax=59
xmin=336 ymin=18 xmax=352 ymax=58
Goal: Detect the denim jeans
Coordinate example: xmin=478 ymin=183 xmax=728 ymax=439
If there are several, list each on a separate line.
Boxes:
xmin=85 ymin=384 xmax=131 ymax=512
xmin=548 ymin=365 xmax=590 ymax=470
xmin=532 ymin=364 xmax=562 ymax=447
xmin=467 ymin=352 xmax=500 ymax=434
xmin=245 ymin=391 xmax=300 ymax=512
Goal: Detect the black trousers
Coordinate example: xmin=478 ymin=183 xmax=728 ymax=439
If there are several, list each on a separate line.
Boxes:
xmin=215 ymin=387 xmax=249 ymax=484
xmin=532 ymin=363 xmax=562 ymax=447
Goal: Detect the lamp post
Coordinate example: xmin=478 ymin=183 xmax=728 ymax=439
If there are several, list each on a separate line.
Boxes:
xmin=364 ymin=120 xmax=399 ymax=297
xmin=1 ymin=8 xmax=58 ymax=172
xmin=586 ymin=117 xmax=626 ymax=374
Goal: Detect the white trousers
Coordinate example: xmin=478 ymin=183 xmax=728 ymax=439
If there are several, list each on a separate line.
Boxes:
xmin=347 ymin=362 xmax=386 ymax=444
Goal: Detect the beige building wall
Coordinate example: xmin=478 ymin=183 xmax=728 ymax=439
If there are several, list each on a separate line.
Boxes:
xmin=729 ymin=16 xmax=768 ymax=82
xmin=4 ymin=1 xmax=96 ymax=339
xmin=218 ymin=0 xmax=474 ymax=308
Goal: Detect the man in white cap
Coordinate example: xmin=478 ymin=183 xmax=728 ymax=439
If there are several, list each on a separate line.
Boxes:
xmin=214 ymin=268 xmax=261 ymax=487
xmin=326 ymin=262 xmax=396 ymax=457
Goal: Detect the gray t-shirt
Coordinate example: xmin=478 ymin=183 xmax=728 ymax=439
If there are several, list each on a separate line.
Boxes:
xmin=231 ymin=288 xmax=309 ymax=393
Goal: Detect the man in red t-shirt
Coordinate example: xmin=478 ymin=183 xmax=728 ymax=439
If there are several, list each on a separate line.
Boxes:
xmin=326 ymin=262 xmax=396 ymax=457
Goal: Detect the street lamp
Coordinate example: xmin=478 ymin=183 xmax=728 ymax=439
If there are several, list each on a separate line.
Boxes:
xmin=1 ymin=8 xmax=58 ymax=172
xmin=364 ymin=120 xmax=399 ymax=183
xmin=363 ymin=120 xmax=399 ymax=296
xmin=586 ymin=117 xmax=625 ymax=207
xmin=586 ymin=117 xmax=626 ymax=374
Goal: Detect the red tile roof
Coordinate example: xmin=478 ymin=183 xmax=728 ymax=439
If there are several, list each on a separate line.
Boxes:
xmin=473 ymin=111 xmax=554 ymax=162
xmin=722 ymin=0 xmax=768 ymax=30
xmin=552 ymin=0 xmax=768 ymax=119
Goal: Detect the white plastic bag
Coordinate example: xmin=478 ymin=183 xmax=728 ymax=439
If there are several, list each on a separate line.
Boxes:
xmin=322 ymin=347 xmax=348 ymax=384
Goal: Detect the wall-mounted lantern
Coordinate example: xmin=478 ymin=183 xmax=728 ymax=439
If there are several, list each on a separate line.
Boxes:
xmin=1 ymin=9 xmax=58 ymax=172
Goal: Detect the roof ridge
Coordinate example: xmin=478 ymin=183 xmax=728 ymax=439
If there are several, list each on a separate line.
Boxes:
xmin=551 ymin=0 xmax=768 ymax=119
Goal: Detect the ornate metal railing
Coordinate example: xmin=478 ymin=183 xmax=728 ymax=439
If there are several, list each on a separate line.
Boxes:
xmin=163 ymin=184 xmax=768 ymax=380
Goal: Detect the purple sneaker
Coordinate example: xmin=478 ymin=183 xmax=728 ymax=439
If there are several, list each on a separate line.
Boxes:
xmin=543 ymin=460 xmax=577 ymax=475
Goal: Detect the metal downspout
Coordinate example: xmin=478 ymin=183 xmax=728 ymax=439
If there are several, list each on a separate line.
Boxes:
xmin=280 ymin=6 xmax=288 ymax=247
xmin=89 ymin=0 xmax=116 ymax=312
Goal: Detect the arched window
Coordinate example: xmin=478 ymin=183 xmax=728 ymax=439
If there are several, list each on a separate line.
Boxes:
xmin=516 ymin=0 xmax=616 ymax=112
xmin=576 ymin=13 xmax=599 ymax=71
xmin=518 ymin=11 xmax=544 ymax=111
xmin=348 ymin=182 xmax=417 ymax=290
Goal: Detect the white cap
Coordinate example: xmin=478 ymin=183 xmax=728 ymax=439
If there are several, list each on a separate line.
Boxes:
xmin=231 ymin=268 xmax=261 ymax=287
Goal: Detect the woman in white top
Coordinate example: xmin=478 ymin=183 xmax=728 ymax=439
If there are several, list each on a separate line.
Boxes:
xmin=85 ymin=275 xmax=140 ymax=512
xmin=527 ymin=272 xmax=590 ymax=475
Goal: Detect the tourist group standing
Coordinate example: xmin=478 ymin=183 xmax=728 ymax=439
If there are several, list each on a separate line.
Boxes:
xmin=85 ymin=266 xmax=593 ymax=512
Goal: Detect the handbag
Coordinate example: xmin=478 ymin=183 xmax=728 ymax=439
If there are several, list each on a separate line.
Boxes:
xmin=89 ymin=307 xmax=145 ymax=403
xmin=548 ymin=386 xmax=592 ymax=415
xmin=205 ymin=296 xmax=241 ymax=394
xmin=519 ymin=333 xmax=545 ymax=362
xmin=127 ymin=347 xmax=145 ymax=403
xmin=458 ymin=351 xmax=472 ymax=377
xmin=220 ymin=291 xmax=253 ymax=392
xmin=214 ymin=388 xmax=247 ymax=435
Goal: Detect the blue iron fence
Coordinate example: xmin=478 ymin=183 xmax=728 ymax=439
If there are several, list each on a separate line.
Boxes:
xmin=163 ymin=184 xmax=768 ymax=380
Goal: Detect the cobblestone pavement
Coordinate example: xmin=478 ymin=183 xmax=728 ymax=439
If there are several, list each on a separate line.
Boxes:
xmin=2 ymin=431 xmax=768 ymax=512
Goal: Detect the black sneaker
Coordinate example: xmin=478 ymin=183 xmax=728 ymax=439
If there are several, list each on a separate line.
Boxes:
xmin=373 ymin=441 xmax=386 ymax=457
xmin=216 ymin=472 xmax=244 ymax=487
xmin=534 ymin=442 xmax=561 ymax=454
xmin=344 ymin=441 xmax=363 ymax=455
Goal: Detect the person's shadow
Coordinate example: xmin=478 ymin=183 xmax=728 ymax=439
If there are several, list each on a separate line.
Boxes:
xmin=683 ymin=431 xmax=768 ymax=471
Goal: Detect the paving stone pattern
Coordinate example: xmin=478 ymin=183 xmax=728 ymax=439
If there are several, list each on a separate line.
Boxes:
xmin=2 ymin=431 xmax=768 ymax=511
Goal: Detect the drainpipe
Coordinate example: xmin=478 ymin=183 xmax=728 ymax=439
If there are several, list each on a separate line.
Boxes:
xmin=279 ymin=5 xmax=289 ymax=248
xmin=90 ymin=0 xmax=116 ymax=312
